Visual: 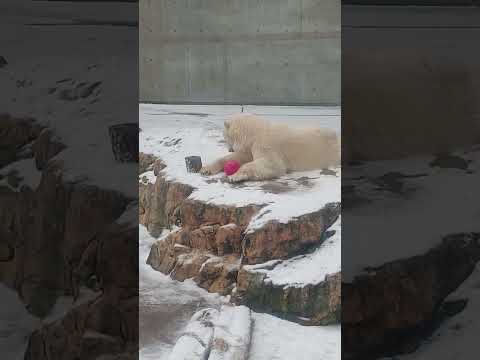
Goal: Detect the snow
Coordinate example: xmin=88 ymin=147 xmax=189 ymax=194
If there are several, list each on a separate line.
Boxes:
xmin=249 ymin=312 xmax=341 ymax=360
xmin=343 ymin=149 xmax=480 ymax=282
xmin=0 ymin=284 xmax=40 ymax=360
xmin=0 ymin=283 xmax=98 ymax=360
xmin=245 ymin=217 xmax=341 ymax=287
xmin=139 ymin=225 xmax=227 ymax=360
xmin=139 ymin=103 xmax=341 ymax=231
xmin=0 ymin=1 xmax=138 ymax=198
xmin=0 ymin=158 xmax=41 ymax=192
xmin=209 ymin=305 xmax=252 ymax=360
xmin=167 ymin=336 xmax=206 ymax=360
xmin=43 ymin=287 xmax=100 ymax=325
xmin=392 ymin=263 xmax=480 ymax=360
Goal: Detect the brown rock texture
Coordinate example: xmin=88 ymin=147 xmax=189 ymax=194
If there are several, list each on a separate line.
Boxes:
xmin=0 ymin=113 xmax=44 ymax=168
xmin=242 ymin=202 xmax=341 ymax=264
xmin=0 ymin=116 xmax=138 ymax=359
xmin=342 ymin=232 xmax=480 ymax=359
xmin=139 ymin=172 xmax=193 ymax=237
xmin=142 ymin=153 xmax=343 ymax=325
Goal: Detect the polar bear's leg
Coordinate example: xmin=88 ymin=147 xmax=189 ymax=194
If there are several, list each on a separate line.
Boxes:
xmin=227 ymin=157 xmax=286 ymax=183
xmin=200 ymin=151 xmax=252 ymax=175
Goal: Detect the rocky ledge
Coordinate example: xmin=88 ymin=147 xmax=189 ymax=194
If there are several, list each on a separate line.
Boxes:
xmin=343 ymin=232 xmax=480 ymax=359
xmin=0 ymin=115 xmax=138 ymax=359
xmin=140 ymin=152 xmax=341 ymax=325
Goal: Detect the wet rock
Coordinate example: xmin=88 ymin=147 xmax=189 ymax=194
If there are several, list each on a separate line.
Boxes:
xmin=0 ymin=55 xmax=7 ymax=68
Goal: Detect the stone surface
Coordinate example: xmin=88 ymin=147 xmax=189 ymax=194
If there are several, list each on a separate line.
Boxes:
xmin=108 ymin=123 xmax=139 ymax=163
xmin=234 ymin=268 xmax=340 ymax=326
xmin=142 ymin=153 xmax=343 ymax=327
xmin=0 ymin=113 xmax=44 ymax=168
xmin=242 ymin=202 xmax=341 ymax=265
xmin=0 ymin=118 xmax=138 ymax=359
xmin=342 ymin=232 xmax=480 ymax=359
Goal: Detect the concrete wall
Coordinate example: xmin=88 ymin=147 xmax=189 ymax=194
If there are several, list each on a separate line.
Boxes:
xmin=139 ymin=0 xmax=340 ymax=105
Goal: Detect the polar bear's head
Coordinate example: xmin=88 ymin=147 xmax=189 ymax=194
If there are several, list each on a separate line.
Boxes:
xmin=223 ymin=113 xmax=268 ymax=153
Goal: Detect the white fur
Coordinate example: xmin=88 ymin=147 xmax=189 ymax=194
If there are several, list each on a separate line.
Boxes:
xmin=200 ymin=114 xmax=340 ymax=182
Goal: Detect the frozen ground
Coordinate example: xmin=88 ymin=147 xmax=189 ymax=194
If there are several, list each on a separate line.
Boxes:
xmin=343 ymin=147 xmax=480 ymax=282
xmin=139 ymin=104 xmax=341 ymax=232
xmin=0 ymin=0 xmax=138 ymax=198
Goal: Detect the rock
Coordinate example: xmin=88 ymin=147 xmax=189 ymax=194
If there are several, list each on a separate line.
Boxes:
xmin=108 ymin=124 xmax=139 ymax=163
xmin=342 ymin=232 xmax=480 ymax=359
xmin=139 ymin=152 xmax=157 ymax=174
xmin=185 ymin=156 xmax=202 ymax=173
xmin=171 ymin=252 xmax=210 ymax=282
xmin=234 ymin=267 xmax=340 ymax=326
xmin=139 ymin=174 xmax=193 ymax=237
xmin=0 ymin=55 xmax=7 ymax=68
xmin=216 ymin=224 xmax=243 ymax=256
xmin=177 ymin=199 xmax=262 ymax=230
xmin=32 ymin=128 xmax=66 ymax=170
xmin=242 ymin=202 xmax=341 ymax=264
xmin=195 ymin=255 xmax=240 ymax=295
xmin=0 ymin=113 xmax=44 ymax=168
xmin=0 ymin=118 xmax=138 ymax=358
xmin=25 ymin=205 xmax=138 ymax=359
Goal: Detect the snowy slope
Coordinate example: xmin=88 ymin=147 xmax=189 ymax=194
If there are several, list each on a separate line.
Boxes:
xmin=250 ymin=312 xmax=340 ymax=360
xmin=245 ymin=216 xmax=341 ymax=287
xmin=0 ymin=1 xmax=138 ymax=198
xmin=393 ymin=263 xmax=480 ymax=360
xmin=343 ymin=148 xmax=480 ymax=282
xmin=139 ymin=225 xmax=228 ymax=360
xmin=139 ymin=104 xmax=341 ymax=232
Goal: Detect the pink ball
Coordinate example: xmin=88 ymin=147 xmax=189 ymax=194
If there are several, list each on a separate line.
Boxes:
xmin=224 ymin=160 xmax=240 ymax=176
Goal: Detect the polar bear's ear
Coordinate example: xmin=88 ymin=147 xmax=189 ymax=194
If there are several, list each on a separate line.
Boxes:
xmin=224 ymin=120 xmax=231 ymax=129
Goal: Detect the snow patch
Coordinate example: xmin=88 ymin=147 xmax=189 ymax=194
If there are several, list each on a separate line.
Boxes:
xmin=245 ymin=217 xmax=341 ymax=287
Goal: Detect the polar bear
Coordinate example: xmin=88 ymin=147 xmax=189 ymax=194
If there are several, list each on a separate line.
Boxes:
xmin=200 ymin=114 xmax=340 ymax=183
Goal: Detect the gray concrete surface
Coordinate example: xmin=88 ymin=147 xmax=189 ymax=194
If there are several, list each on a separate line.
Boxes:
xmin=139 ymin=0 xmax=340 ymax=105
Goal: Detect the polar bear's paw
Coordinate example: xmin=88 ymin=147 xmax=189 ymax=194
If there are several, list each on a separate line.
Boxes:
xmin=226 ymin=173 xmax=249 ymax=183
xmin=200 ymin=164 xmax=221 ymax=176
